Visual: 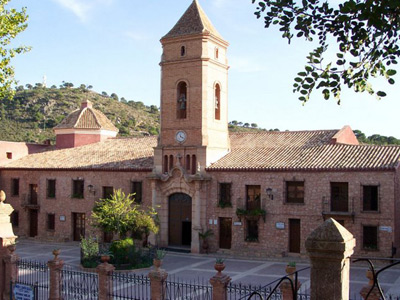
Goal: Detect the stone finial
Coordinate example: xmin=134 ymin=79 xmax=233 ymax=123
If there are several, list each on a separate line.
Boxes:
xmin=0 ymin=190 xmax=6 ymax=203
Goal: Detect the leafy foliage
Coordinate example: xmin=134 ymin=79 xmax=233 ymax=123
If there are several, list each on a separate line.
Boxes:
xmin=91 ymin=189 xmax=158 ymax=239
xmin=253 ymin=0 xmax=400 ymax=103
xmin=0 ymin=0 xmax=30 ymax=100
xmin=0 ymin=84 xmax=160 ymax=142
xmin=354 ymin=129 xmax=400 ymax=145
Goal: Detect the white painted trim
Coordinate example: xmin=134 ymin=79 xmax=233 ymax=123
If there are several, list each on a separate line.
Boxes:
xmin=54 ymin=129 xmax=117 ymax=137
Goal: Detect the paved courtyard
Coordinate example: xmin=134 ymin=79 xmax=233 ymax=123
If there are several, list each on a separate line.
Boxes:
xmin=15 ymin=238 xmax=400 ymax=298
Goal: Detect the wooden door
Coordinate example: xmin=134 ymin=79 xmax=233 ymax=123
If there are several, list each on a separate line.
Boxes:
xmin=219 ymin=218 xmax=232 ymax=249
xmin=29 ymin=209 xmax=38 ymax=237
xmin=29 ymin=184 xmax=38 ymax=205
xmin=289 ymin=219 xmax=301 ymax=253
xmin=73 ymin=213 xmax=86 ymax=241
xmin=168 ymin=193 xmax=192 ymax=247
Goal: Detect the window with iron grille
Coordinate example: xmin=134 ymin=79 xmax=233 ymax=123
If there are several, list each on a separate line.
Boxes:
xmin=363 ymin=226 xmax=378 ymax=250
xmin=47 ymin=213 xmax=55 ymax=231
xmin=246 ymin=185 xmax=261 ymax=211
xmin=330 ymin=182 xmax=348 ymax=212
xmin=11 ymin=178 xmax=19 ymax=196
xmin=131 ymin=181 xmax=142 ymax=203
xmin=219 ymin=183 xmax=231 ymax=207
xmin=363 ymin=185 xmax=378 ymax=211
xmin=47 ymin=179 xmax=56 ymax=198
xmin=102 ymin=186 xmax=114 ymax=199
xmin=72 ymin=179 xmax=84 ymax=198
xmin=286 ymin=181 xmax=304 ymax=204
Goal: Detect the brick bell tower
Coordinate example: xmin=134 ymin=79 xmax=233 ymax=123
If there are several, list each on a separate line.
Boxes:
xmin=154 ymin=0 xmax=230 ymax=175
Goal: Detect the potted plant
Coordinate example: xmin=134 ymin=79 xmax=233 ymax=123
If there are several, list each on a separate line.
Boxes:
xmin=286 ymin=261 xmax=296 ymax=278
xmin=198 ymin=229 xmax=214 ymax=254
xmin=214 ymin=258 xmax=225 ymax=275
xmin=99 ymin=249 xmax=113 ymax=263
xmin=52 ymin=249 xmax=60 ymax=260
xmin=153 ymin=248 xmax=167 ymax=270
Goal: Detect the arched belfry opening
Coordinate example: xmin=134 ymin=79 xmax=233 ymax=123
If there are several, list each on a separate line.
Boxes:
xmin=168 ymin=193 xmax=192 ymax=247
xmin=177 ymin=82 xmax=187 ymax=119
xmin=215 ymin=83 xmax=221 ymax=120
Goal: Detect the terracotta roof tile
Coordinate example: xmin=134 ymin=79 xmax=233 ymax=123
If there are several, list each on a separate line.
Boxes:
xmin=162 ymin=0 xmax=223 ymax=40
xmin=2 ymin=137 xmax=157 ymax=170
xmin=207 ymin=131 xmax=400 ymax=171
xmin=54 ymin=107 xmax=118 ymax=132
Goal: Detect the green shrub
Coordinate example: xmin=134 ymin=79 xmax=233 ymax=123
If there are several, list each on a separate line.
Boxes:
xmin=110 ymin=238 xmax=135 ymax=266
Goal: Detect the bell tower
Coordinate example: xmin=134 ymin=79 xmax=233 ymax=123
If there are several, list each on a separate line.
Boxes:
xmin=154 ymin=0 xmax=230 ymax=175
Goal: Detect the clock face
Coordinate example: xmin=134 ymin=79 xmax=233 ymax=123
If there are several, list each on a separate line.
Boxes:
xmin=175 ymin=130 xmax=187 ymax=143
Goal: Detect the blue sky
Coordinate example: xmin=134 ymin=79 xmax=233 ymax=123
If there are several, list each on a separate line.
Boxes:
xmin=8 ymin=0 xmax=400 ymax=137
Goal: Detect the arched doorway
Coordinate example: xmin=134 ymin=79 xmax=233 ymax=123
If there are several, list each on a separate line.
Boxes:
xmin=168 ymin=193 xmax=192 ymax=247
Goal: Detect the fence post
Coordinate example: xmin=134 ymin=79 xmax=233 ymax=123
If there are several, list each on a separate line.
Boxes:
xmin=48 ymin=250 xmax=64 ymax=300
xmin=360 ymin=269 xmax=382 ymax=300
xmin=209 ymin=263 xmax=231 ymax=300
xmin=96 ymin=256 xmax=115 ymax=300
xmin=148 ymin=259 xmax=168 ymax=300
xmin=305 ymin=218 xmax=355 ymax=300
xmin=279 ymin=264 xmax=301 ymax=300
xmin=0 ymin=190 xmax=18 ymax=300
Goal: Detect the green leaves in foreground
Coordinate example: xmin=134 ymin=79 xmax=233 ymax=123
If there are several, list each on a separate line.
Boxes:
xmin=253 ymin=0 xmax=400 ymax=104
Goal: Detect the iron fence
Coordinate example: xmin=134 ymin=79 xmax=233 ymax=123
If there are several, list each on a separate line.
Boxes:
xmin=61 ymin=264 xmax=99 ymax=299
xmin=15 ymin=259 xmax=49 ymax=299
xmin=108 ymin=272 xmax=150 ymax=300
xmin=164 ymin=276 xmax=213 ymax=300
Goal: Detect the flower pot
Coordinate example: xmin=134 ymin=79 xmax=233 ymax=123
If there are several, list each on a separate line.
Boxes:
xmin=153 ymin=258 xmax=162 ymax=270
xmin=52 ymin=249 xmax=60 ymax=260
xmin=101 ymin=255 xmax=110 ymax=263
xmin=214 ymin=263 xmax=225 ymax=275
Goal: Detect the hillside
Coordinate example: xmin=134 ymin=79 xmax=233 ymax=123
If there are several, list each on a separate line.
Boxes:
xmin=0 ymin=85 xmax=160 ymax=143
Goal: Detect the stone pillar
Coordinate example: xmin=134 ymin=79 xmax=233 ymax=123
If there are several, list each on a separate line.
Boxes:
xmin=0 ymin=190 xmax=18 ymax=300
xmin=360 ymin=269 xmax=382 ymax=300
xmin=96 ymin=257 xmax=115 ymax=300
xmin=191 ymin=182 xmax=201 ymax=253
xmin=48 ymin=250 xmax=64 ymax=300
xmin=279 ymin=265 xmax=301 ymax=300
xmin=305 ymin=218 xmax=355 ymax=300
xmin=149 ymin=263 xmax=168 ymax=300
xmin=210 ymin=263 xmax=231 ymax=300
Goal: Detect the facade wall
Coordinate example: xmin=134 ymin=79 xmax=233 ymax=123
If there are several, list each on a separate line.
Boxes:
xmin=0 ymin=169 xmax=151 ymax=241
xmin=56 ymin=133 xmax=102 ymax=149
xmin=206 ymin=170 xmax=397 ymax=258
xmin=0 ymin=141 xmax=50 ymax=166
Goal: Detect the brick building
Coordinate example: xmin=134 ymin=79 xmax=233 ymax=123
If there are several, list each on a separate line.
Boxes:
xmin=1 ymin=0 xmax=400 ymax=258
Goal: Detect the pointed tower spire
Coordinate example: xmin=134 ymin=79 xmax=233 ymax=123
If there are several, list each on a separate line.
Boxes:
xmin=162 ymin=0 xmax=223 ymax=40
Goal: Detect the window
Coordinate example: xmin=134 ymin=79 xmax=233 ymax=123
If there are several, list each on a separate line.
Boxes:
xmin=169 ymin=155 xmax=174 ymax=170
xmin=215 ymin=84 xmax=221 ymax=120
xmin=102 ymin=186 xmax=114 ymax=199
xmin=191 ymin=155 xmax=196 ymax=175
xmin=215 ymin=48 xmax=219 ymax=59
xmin=246 ymin=220 xmax=258 ymax=242
xmin=6 ymin=152 xmax=12 ymax=159
xmin=163 ymin=155 xmax=168 ymax=173
xmin=246 ymin=185 xmax=261 ymax=211
xmin=47 ymin=179 xmax=56 ymax=198
xmin=177 ymin=82 xmax=187 ymax=119
xmin=186 ymin=155 xmax=191 ymax=171
xmin=330 ymin=182 xmax=348 ymax=212
xmin=363 ymin=185 xmax=378 ymax=211
xmin=11 ymin=178 xmax=19 ymax=196
xmin=47 ymin=213 xmax=55 ymax=231
xmin=363 ymin=226 xmax=378 ymax=250
xmin=11 ymin=210 xmax=19 ymax=227
xmin=72 ymin=179 xmax=84 ymax=198
xmin=219 ymin=183 xmax=231 ymax=207
xmin=131 ymin=181 xmax=142 ymax=203
xmin=286 ymin=181 xmax=304 ymax=203
xmin=180 ymin=45 xmax=186 ymax=57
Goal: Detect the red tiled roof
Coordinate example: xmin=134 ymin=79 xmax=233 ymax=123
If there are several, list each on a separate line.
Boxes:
xmin=207 ymin=131 xmax=400 ymax=171
xmin=1 ymin=137 xmax=157 ymax=171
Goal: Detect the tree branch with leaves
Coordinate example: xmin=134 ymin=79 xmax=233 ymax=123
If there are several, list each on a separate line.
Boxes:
xmin=252 ymin=0 xmax=400 ymax=104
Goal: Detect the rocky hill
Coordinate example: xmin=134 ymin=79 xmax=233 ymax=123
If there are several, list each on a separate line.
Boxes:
xmin=0 ymin=85 xmax=160 ymax=143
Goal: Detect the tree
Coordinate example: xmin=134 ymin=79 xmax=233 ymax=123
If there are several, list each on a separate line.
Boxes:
xmin=253 ymin=0 xmax=400 ymax=104
xmin=91 ymin=189 xmax=158 ymax=239
xmin=0 ymin=0 xmax=29 ymax=100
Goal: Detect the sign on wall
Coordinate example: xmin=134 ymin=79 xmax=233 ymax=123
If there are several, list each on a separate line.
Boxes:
xmin=13 ymin=283 xmax=34 ymax=300
xmin=275 ymin=222 xmax=285 ymax=230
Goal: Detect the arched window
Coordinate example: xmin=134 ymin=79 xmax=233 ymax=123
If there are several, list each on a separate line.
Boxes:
xmin=177 ymin=82 xmax=187 ymax=119
xmin=181 ymin=46 xmax=186 ymax=57
xmin=186 ymin=155 xmax=191 ymax=171
xmin=215 ymin=84 xmax=221 ymax=120
xmin=169 ymin=155 xmax=174 ymax=170
xmin=163 ymin=155 xmax=168 ymax=173
xmin=191 ymin=155 xmax=197 ymax=175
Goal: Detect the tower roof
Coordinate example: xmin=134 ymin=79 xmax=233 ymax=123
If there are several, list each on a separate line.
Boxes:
xmin=54 ymin=100 xmax=118 ymax=132
xmin=162 ymin=0 xmax=223 ymax=40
